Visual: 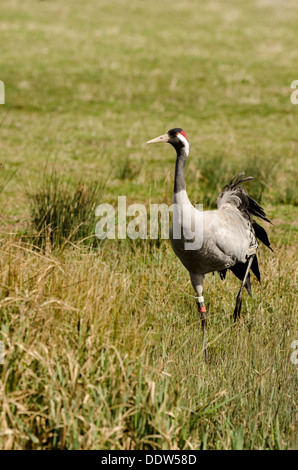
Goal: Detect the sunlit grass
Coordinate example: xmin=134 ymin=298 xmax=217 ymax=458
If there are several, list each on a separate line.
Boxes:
xmin=0 ymin=235 xmax=296 ymax=449
xmin=0 ymin=0 xmax=297 ymax=450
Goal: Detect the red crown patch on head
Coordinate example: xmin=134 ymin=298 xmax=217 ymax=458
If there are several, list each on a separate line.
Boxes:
xmin=179 ymin=130 xmax=188 ymax=141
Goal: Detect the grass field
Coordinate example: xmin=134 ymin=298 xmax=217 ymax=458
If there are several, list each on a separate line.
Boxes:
xmin=0 ymin=0 xmax=297 ymax=449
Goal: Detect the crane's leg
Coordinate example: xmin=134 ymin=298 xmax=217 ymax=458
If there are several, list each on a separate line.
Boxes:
xmin=198 ymin=296 xmax=207 ymax=361
xmin=190 ymin=274 xmax=207 ymax=361
xmin=233 ymin=255 xmax=255 ymax=322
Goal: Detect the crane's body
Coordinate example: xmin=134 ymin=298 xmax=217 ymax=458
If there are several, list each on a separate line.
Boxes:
xmin=147 ymin=128 xmax=272 ymax=359
xmin=170 ymin=201 xmax=257 ymax=274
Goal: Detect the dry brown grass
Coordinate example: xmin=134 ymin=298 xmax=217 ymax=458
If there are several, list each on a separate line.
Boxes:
xmin=0 ymin=233 xmax=296 ymax=449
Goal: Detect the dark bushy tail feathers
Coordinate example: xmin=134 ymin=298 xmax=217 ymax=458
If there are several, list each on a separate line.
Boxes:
xmin=218 ymin=173 xmax=273 ymax=295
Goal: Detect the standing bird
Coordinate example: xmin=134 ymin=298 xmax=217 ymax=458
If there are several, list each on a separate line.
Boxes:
xmin=147 ymin=128 xmax=272 ymax=359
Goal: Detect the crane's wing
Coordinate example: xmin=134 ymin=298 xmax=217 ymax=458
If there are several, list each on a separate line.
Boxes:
xmin=217 ymin=173 xmax=273 ymax=292
xmin=217 ymin=172 xmax=273 ymax=251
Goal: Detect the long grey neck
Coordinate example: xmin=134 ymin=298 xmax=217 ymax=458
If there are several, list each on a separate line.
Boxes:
xmin=174 ymin=147 xmax=188 ymax=194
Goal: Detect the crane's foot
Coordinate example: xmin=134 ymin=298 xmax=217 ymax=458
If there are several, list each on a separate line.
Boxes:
xmin=197 ymin=296 xmax=208 ymax=361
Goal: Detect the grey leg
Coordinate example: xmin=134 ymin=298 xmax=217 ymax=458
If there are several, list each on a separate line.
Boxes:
xmin=190 ymin=273 xmax=208 ymax=361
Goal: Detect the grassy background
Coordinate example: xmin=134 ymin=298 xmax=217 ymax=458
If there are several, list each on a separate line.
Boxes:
xmin=0 ymin=0 xmax=297 ymax=449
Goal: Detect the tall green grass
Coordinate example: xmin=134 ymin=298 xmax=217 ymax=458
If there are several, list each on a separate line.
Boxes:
xmin=28 ymin=172 xmax=105 ymax=248
xmin=0 ymin=0 xmax=297 ymax=450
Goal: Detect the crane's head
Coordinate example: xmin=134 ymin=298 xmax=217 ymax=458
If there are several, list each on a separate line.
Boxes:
xmin=147 ymin=128 xmax=190 ymax=155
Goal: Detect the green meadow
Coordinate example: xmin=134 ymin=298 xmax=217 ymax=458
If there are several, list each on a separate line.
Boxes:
xmin=0 ymin=0 xmax=297 ymax=449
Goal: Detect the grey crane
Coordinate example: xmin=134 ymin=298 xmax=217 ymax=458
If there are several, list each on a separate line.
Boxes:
xmin=147 ymin=128 xmax=272 ymax=359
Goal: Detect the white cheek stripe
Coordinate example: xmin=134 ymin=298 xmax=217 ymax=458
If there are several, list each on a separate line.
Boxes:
xmin=177 ymin=133 xmax=190 ymax=156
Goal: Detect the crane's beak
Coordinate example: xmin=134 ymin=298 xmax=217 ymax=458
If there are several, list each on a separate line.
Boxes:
xmin=147 ymin=133 xmax=169 ymax=144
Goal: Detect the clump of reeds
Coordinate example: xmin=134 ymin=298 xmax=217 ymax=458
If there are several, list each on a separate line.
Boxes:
xmin=28 ymin=171 xmax=105 ymax=249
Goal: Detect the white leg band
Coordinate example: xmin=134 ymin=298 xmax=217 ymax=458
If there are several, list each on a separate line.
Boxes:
xmin=197 ymin=296 xmax=204 ymax=303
